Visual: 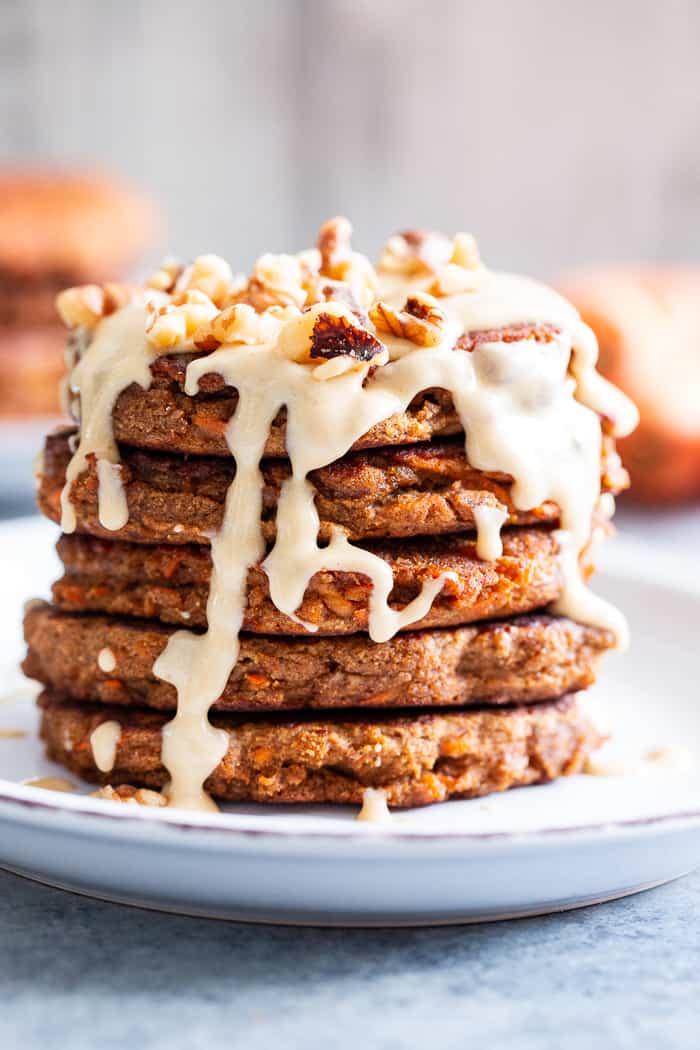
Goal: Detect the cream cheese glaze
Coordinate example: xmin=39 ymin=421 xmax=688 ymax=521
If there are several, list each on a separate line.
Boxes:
xmin=89 ymin=719 xmax=121 ymax=774
xmin=55 ymin=222 xmax=638 ymax=811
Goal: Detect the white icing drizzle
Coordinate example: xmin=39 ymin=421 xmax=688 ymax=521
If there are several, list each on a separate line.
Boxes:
xmin=60 ymin=304 xmax=154 ymax=533
xmin=89 ymin=720 xmax=121 ymax=773
xmin=357 ymin=787 xmax=391 ymax=822
xmin=97 ymin=647 xmax=117 ymax=673
xmin=472 ymin=505 xmax=508 ymax=561
xmin=57 ymin=240 xmax=638 ymax=812
xmin=25 ymin=777 xmax=75 ymax=792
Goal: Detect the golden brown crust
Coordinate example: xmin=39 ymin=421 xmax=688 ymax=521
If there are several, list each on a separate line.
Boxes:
xmin=38 ymin=430 xmax=591 ymax=545
xmin=53 ymin=529 xmax=565 ymax=634
xmin=38 ymin=691 xmax=602 ymax=806
xmin=23 ymin=603 xmax=613 ymax=713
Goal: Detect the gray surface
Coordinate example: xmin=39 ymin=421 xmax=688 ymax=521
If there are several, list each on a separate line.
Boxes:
xmin=0 ymin=867 xmax=698 ymax=1050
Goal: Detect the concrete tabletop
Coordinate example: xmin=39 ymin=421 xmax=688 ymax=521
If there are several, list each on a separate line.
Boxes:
xmin=1 ymin=867 xmax=698 ymax=1050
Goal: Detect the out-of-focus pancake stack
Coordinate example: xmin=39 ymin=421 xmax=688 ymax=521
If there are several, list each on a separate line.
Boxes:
xmin=0 ymin=172 xmax=156 ymax=417
xmin=561 ymin=269 xmax=700 ymax=504
xmin=22 ymin=220 xmax=637 ymax=812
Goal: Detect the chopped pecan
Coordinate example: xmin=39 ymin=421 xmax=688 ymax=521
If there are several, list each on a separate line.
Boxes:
xmin=175 ymin=253 xmax=235 ymax=307
xmin=310 ymin=311 xmax=385 ymax=361
xmin=305 ymin=276 xmax=368 ymax=320
xmin=230 ymin=253 xmax=307 ymax=312
xmin=377 ymin=230 xmax=452 ymax=276
xmin=450 ymin=232 xmax=481 ymax=270
xmin=146 ymin=257 xmax=184 ymax=294
xmin=317 ymin=216 xmax=353 ymax=277
xmin=456 ymin=322 xmax=560 ymax=352
xmin=369 ymin=293 xmax=446 ymax=347
xmin=91 ymin=784 xmax=167 ymax=807
xmin=146 ymin=289 xmax=218 ymax=349
xmin=193 ymin=302 xmax=295 ymax=350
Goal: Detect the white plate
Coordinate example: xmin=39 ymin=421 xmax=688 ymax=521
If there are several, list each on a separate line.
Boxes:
xmin=0 ymin=517 xmax=699 ymax=925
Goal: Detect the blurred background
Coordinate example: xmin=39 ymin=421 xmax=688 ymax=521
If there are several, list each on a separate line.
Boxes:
xmin=0 ymin=0 xmax=699 ymax=520
xmin=3 ymin=0 xmax=700 ymax=270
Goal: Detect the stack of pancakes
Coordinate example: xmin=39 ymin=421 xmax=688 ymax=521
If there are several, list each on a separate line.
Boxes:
xmin=22 ymin=226 xmax=630 ymax=810
xmin=0 ymin=172 xmax=155 ymax=417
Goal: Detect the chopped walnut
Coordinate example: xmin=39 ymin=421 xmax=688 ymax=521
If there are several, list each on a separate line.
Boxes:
xmin=146 ymin=257 xmax=184 ymax=294
xmin=428 ymin=233 xmax=482 ymax=296
xmin=92 ymin=784 xmax=167 ymax=807
xmin=193 ymin=302 xmax=297 ymax=350
xmin=231 ymin=253 xmax=307 ymax=312
xmin=450 ymin=232 xmax=481 ymax=270
xmin=310 ymin=312 xmax=385 ymax=361
xmin=175 ymin=254 xmax=236 ymax=307
xmin=56 ymin=283 xmax=139 ymax=329
xmin=315 ymin=217 xmax=378 ymax=307
xmin=318 ymin=216 xmax=353 ymax=277
xmin=304 ymin=276 xmax=367 ymax=320
xmin=377 ymin=230 xmax=452 ymax=276
xmin=278 ymin=302 xmax=385 ymax=370
xmin=146 ymin=289 xmax=219 ymax=349
xmin=369 ymin=293 xmax=447 ymax=347
xmin=429 ymin=262 xmax=479 ymax=297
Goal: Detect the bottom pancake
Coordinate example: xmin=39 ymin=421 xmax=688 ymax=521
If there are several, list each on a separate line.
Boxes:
xmin=23 ymin=603 xmax=614 ymax=712
xmin=38 ymin=693 xmax=601 ymax=807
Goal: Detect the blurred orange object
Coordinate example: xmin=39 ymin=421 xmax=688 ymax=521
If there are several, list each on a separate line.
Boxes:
xmin=560 ymin=269 xmax=700 ymax=505
xmin=0 ymin=171 xmax=157 ymax=418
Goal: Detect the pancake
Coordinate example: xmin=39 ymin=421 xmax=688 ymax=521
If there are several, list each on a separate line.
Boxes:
xmin=53 ymin=529 xmax=567 ymax=634
xmin=39 ymin=430 xmax=621 ymax=546
xmin=38 ymin=692 xmax=602 ymax=807
xmin=86 ymin=323 xmax=625 ymax=463
xmin=23 ymin=603 xmax=613 ymax=713
xmin=108 ymin=325 xmax=560 ymax=458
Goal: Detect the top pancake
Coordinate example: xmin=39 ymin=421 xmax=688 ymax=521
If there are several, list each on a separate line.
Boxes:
xmin=73 ymin=324 xmax=629 ymax=466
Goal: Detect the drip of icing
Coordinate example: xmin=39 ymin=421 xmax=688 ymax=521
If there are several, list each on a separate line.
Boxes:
xmin=97 ymin=647 xmax=117 ymax=673
xmin=263 ymin=479 xmax=456 ymax=640
xmin=58 ymin=253 xmax=637 ymax=812
xmin=25 ymin=777 xmax=75 ymax=792
xmin=551 ymin=529 xmax=629 ymax=647
xmin=89 ymin=720 xmax=122 ymax=773
xmin=60 ymin=304 xmax=154 ymax=533
xmin=357 ymin=787 xmax=391 ymax=822
xmin=152 ymin=371 xmax=281 ymax=811
xmin=472 ymin=505 xmax=508 ymax=561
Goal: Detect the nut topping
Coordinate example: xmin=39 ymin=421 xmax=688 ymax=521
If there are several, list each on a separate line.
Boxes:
xmin=91 ymin=784 xmax=167 ymax=807
xmin=146 ymin=289 xmax=219 ymax=349
xmin=193 ymin=302 xmax=297 ymax=350
xmin=230 ymin=253 xmax=307 ymax=312
xmin=369 ymin=293 xmax=447 ymax=347
xmin=310 ymin=311 xmax=385 ymax=361
xmin=318 ymin=215 xmax=353 ymax=277
xmin=377 ymin=230 xmax=452 ymax=276
xmin=56 ymin=283 xmax=141 ymax=329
